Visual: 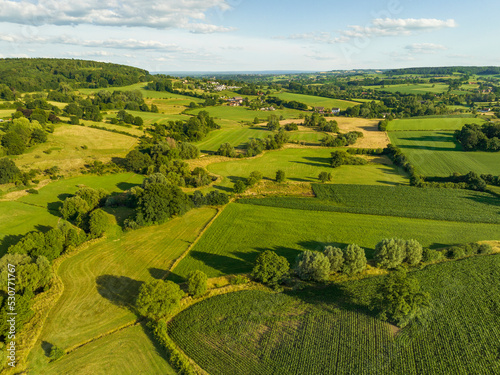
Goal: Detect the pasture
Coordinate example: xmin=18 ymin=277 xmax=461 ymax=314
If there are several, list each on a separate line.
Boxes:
xmin=274 ymin=92 xmax=360 ymax=110
xmin=29 ymin=325 xmax=174 ymax=375
xmin=169 ymin=254 xmax=500 ymax=375
xmin=206 ymin=148 xmax=408 ymax=189
xmin=186 ymin=106 xmax=303 ymax=123
xmin=386 ymin=117 xmax=485 ymax=131
xmin=170 ymin=203 xmax=500 ymax=280
xmin=37 ymin=207 xmax=216 ymax=350
xmin=365 ymin=83 xmax=467 ymax=95
xmin=389 ymin=131 xmax=500 ymax=176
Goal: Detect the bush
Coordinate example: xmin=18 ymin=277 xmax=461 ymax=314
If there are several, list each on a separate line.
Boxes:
xmin=447 ymin=246 xmax=466 ymax=259
xmin=49 ymin=345 xmax=65 ymax=362
xmin=230 ymin=275 xmax=249 ymax=285
xmin=0 ymin=158 xmax=21 ymax=184
xmin=187 ymin=270 xmax=208 ymax=298
xmin=405 ymin=239 xmax=423 ymax=266
xmin=295 ymin=251 xmax=331 ymax=282
xmin=252 ymin=250 xmax=289 ymax=287
xmin=318 ymin=171 xmax=332 ymax=183
xmin=374 ymin=238 xmax=406 ymax=269
xmin=88 ymin=209 xmax=113 ymax=238
xmin=323 ymin=246 xmax=344 ymax=273
xmin=234 ymin=180 xmax=246 ymax=194
xmin=216 ymin=143 xmax=236 ymax=158
xmin=276 ymin=170 xmax=286 ymax=183
xmin=478 ymin=243 xmax=493 ymax=255
xmin=246 ymin=171 xmax=263 ymax=186
xmin=342 ymin=244 xmax=367 ymax=275
xmin=136 ymin=280 xmax=185 ymax=320
xmin=26 ymin=188 xmax=38 ymax=194
xmin=422 ymin=248 xmax=445 ymax=263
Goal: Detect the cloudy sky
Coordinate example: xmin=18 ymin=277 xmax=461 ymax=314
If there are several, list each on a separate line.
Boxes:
xmin=0 ymin=0 xmax=498 ymax=72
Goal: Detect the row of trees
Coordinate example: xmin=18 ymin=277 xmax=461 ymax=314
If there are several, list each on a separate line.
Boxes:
xmin=321 ymin=131 xmax=363 ymax=147
xmin=455 ymin=123 xmax=500 ymax=151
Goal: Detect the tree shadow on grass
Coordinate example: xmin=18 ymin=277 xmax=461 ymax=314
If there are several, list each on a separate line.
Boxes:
xmin=117 ymin=182 xmax=140 ymax=191
xmin=47 ymin=201 xmax=64 ymax=213
xmin=96 ymin=275 xmax=143 ymax=311
xmin=41 ymin=341 xmax=54 ymax=357
xmin=149 ymin=267 xmax=168 ymax=280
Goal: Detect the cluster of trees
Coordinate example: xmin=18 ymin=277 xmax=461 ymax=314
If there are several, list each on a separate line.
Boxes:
xmin=0 ymin=158 xmax=20 ymax=184
xmin=303 ymin=113 xmax=339 ymax=132
xmin=245 ymin=129 xmax=289 ymax=157
xmin=455 ymin=123 xmax=500 ymax=151
xmin=91 ymin=89 xmax=158 ymax=112
xmin=321 ymin=131 xmax=363 ymax=147
xmin=149 ymin=111 xmax=220 ymax=143
xmin=233 ymin=171 xmax=263 ymax=193
xmin=330 ymin=150 xmax=367 ymax=168
xmin=266 ymin=96 xmax=308 ymax=110
xmin=0 ymin=117 xmax=50 ymax=156
xmin=374 ymin=238 xmax=423 ymax=269
xmin=0 ymin=58 xmax=148 ymax=92
xmin=191 ymin=190 xmax=229 ymax=207
xmin=111 ymin=110 xmax=144 ymax=126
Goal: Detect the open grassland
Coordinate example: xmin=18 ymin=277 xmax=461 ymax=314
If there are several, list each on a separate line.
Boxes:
xmin=11 ymin=124 xmax=137 ymax=175
xmin=365 ymin=83 xmax=466 ymax=95
xmin=238 ymin=184 xmax=500 ymax=224
xmin=274 ymin=92 xmax=359 ymax=110
xmin=206 ymin=148 xmax=408 ymax=189
xmin=389 ymin=131 xmax=500 ymax=176
xmin=335 ymin=117 xmax=389 ymax=148
xmin=18 ymin=173 xmax=143 ymax=209
xmin=37 ymin=207 xmax=216 ymax=350
xmin=80 ymin=120 xmax=144 ymax=137
xmin=387 ymin=117 xmax=485 ymax=131
xmin=187 ymin=106 xmax=303 ymax=123
xmin=169 ymin=255 xmax=500 ymax=375
xmin=0 ymin=201 xmax=60 ymax=255
xmin=0 ymin=108 xmax=13 ymax=118
xmin=171 ymin=203 xmax=499 ymax=280
xmin=29 ymin=325 xmax=175 ymax=375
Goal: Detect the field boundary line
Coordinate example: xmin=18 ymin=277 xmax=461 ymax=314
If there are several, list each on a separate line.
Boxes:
xmin=164 ymin=206 xmax=225 ymax=279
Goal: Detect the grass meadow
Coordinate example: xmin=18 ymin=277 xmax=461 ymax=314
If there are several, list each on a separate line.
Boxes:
xmin=170 ymin=203 xmax=500 ymax=280
xmin=274 ymin=92 xmax=360 ymax=110
xmin=389 ymin=131 xmax=500 ymax=176
xmin=386 ymin=117 xmax=485 ymax=131
xmin=186 ymin=106 xmax=304 ymax=123
xmin=364 ymin=83 xmax=467 ymax=95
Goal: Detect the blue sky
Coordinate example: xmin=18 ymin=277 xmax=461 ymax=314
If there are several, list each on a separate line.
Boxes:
xmin=0 ymin=0 xmax=498 ymax=72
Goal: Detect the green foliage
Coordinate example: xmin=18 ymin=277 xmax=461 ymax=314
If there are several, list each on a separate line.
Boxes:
xmin=88 ymin=209 xmax=113 ymax=238
xmin=330 ymin=150 xmax=367 ymax=168
xmin=295 ymin=250 xmax=331 ymax=282
xmin=75 ymin=187 xmax=108 ymax=210
xmin=1 ymin=131 xmax=26 ymax=155
xmin=318 ymin=171 xmax=332 ymax=183
xmin=422 ymin=248 xmax=445 ymax=263
xmin=266 ymin=115 xmax=280 ymax=131
xmin=136 ymin=279 xmax=184 ymax=320
xmin=233 ymin=180 xmax=246 ymax=194
xmin=187 ymin=270 xmax=208 ymax=298
xmin=455 ymin=123 xmax=500 ymax=151
xmin=372 ymin=267 xmax=430 ymax=328
xmin=251 ymin=250 xmax=290 ymax=287
xmin=216 ymin=142 xmax=236 ymax=158
xmin=374 ymin=238 xmax=406 ymax=269
xmin=342 ymin=244 xmax=367 ymax=276
xmin=323 ymin=246 xmax=344 ymax=273
xmin=275 ymin=170 xmax=286 ymax=183
xmin=60 ymin=196 xmax=91 ymax=222
xmin=124 ymin=150 xmax=153 ymax=174
xmin=405 ymin=239 xmax=423 ymax=266
xmin=246 ymin=171 xmax=263 ymax=187
xmin=0 ymin=254 xmax=51 ymax=293
xmin=137 ymin=183 xmax=191 ymax=224
xmin=321 ymin=131 xmax=363 ymax=147
xmin=49 ymin=345 xmax=65 ymax=362
xmin=0 ymin=158 xmax=20 ymax=184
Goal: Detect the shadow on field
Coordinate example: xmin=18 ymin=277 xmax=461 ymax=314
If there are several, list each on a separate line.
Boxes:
xmin=213 ymin=184 xmax=234 ymax=193
xmin=140 ymin=321 xmax=170 ymax=362
xmin=376 ymin=180 xmax=403 ymax=186
xmin=149 ymin=267 xmax=168 ymax=280
xmin=292 ymin=156 xmax=330 ymax=168
xmin=41 ymin=341 xmax=55 ymax=358
xmin=0 ymin=234 xmax=23 ymax=255
xmin=47 ymin=201 xmax=63 ymax=213
xmin=188 ymin=250 xmax=255 ymax=275
xmin=117 ymin=182 xmax=140 ymax=191
xmin=166 ymin=271 xmax=185 ymax=284
xmin=96 ymin=275 xmax=143 ymax=310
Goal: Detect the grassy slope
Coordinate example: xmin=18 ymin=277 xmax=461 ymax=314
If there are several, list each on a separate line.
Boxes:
xmin=274 ymin=92 xmax=360 ymax=110
xmin=187 ymin=106 xmax=303 ymax=123
xmin=206 ymin=148 xmax=408 ymax=189
xmin=389 ymin=131 xmax=500 ymax=176
xmin=31 ymin=325 xmax=175 ymax=375
xmin=171 ymin=203 xmax=499 ymax=280
xmin=36 ymin=207 xmax=216 ymax=350
xmin=169 ymin=255 xmax=500 ymax=375
xmin=387 ymin=117 xmax=485 ymax=131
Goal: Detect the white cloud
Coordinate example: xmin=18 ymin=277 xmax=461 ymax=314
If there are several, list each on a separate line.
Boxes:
xmin=405 ymin=43 xmax=448 ymax=54
xmin=0 ymin=0 xmax=233 ymax=32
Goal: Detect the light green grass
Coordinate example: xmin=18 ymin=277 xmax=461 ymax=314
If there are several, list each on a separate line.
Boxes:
xmin=29 ymin=325 xmax=175 ymax=375
xmin=389 ymin=131 xmax=500 ymax=176
xmin=187 ymin=106 xmax=303 ymax=123
xmin=207 ymin=148 xmax=408 ymax=189
xmin=38 ymin=207 xmax=217 ymax=350
xmin=19 ymin=173 xmax=143 ymax=209
xmin=171 ymin=203 xmax=499 ymax=280
xmin=274 ymin=92 xmax=359 ymax=110
xmin=0 ymin=201 xmax=60 ymax=255
xmin=365 ymin=83 xmax=466 ymax=95
xmin=387 ymin=117 xmax=485 ymax=131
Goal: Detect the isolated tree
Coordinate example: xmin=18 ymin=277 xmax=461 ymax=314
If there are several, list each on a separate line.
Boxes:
xmin=405 ymin=239 xmax=423 ymax=266
xmin=276 ymin=170 xmax=286 ymax=183
xmin=1 ymin=132 xmax=26 ymax=155
xmin=233 ymin=180 xmax=246 ymax=194
xmin=374 ymin=238 xmax=406 ymax=269
xmin=324 ymin=246 xmax=344 ymax=273
xmin=295 ymin=251 xmax=331 ymax=282
xmin=88 ymin=209 xmax=113 ymax=238
xmin=124 ymin=149 xmax=152 ymax=174
xmin=60 ymin=196 xmax=91 ymax=221
xmin=187 ymin=270 xmax=208 ymax=298
xmin=372 ymin=267 xmax=430 ymax=328
xmin=342 ymin=244 xmax=367 ymax=275
xmin=318 ymin=171 xmax=332 ymax=183
xmin=246 ymin=171 xmax=263 ymax=186
xmin=216 ymin=143 xmax=236 ymax=158
xmin=75 ymin=187 xmax=108 ymax=210
xmin=0 ymin=158 xmax=20 ymax=184
xmin=136 ymin=279 xmax=184 ymax=320
xmin=266 ymin=115 xmax=280 ymax=131
xmin=252 ymin=250 xmax=290 ymax=287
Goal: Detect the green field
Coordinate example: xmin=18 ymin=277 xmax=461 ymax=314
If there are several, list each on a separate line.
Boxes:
xmin=170 ymin=203 xmax=500 ymax=280
xmin=238 ymin=184 xmax=500 ymax=224
xmin=36 ymin=207 xmax=216 ymax=350
xmin=389 ymin=131 xmax=500 ymax=176
xmin=195 ymin=124 xmax=325 ymax=153
xmin=0 ymin=201 xmax=60 ymax=255
xmin=169 ymin=255 xmax=500 ymax=375
xmin=387 ymin=117 xmax=485 ymax=131
xmin=365 ymin=83 xmax=467 ymax=95
xmin=187 ymin=106 xmax=303 ymax=123
xmin=206 ymin=148 xmax=408 ymax=189
xmin=30 ymin=325 xmax=175 ymax=375
xmin=274 ymin=92 xmax=359 ymax=110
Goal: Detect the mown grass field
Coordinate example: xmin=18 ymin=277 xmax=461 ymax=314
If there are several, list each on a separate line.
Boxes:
xmin=37 ymin=207 xmax=216 ymax=350
xmin=30 ymin=325 xmax=175 ymax=375
xmin=238 ymin=184 xmax=500 ymax=224
xmin=386 ymin=117 xmax=485 ymax=131
xmin=170 ymin=203 xmax=500 ymax=280
xmin=187 ymin=106 xmax=303 ymax=123
xmin=10 ymin=124 xmax=138 ymax=174
xmin=365 ymin=83 xmax=467 ymax=95
xmin=206 ymin=148 xmax=408 ymax=189
xmin=0 ymin=201 xmax=60 ymax=255
xmin=169 ymin=255 xmax=500 ymax=375
xmin=274 ymin=92 xmax=359 ymax=110
xmin=389 ymin=131 xmax=500 ymax=176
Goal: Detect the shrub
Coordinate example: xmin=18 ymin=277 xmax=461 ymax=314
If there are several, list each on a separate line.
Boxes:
xmin=136 ymin=280 xmax=185 ymax=320
xmin=295 ymin=251 xmax=331 ymax=282
xmin=187 ymin=270 xmax=208 ymax=298
xmin=275 ymin=170 xmax=286 ymax=183
xmin=447 ymin=246 xmax=466 ymax=260
xmin=318 ymin=171 xmax=332 ymax=183
xmin=252 ymin=250 xmax=289 ymax=287
xmin=405 ymin=239 xmax=423 ymax=266
xmin=422 ymin=248 xmax=445 ymax=263
xmin=342 ymin=244 xmax=367 ymax=275
xmin=0 ymin=158 xmax=21 ymax=184
xmin=88 ymin=209 xmax=113 ymax=238
xmin=49 ymin=345 xmax=65 ymax=362
xmin=234 ymin=180 xmax=246 ymax=194
xmin=216 ymin=143 xmax=236 ymax=158
xmin=323 ymin=246 xmax=344 ymax=273
xmin=374 ymin=238 xmax=406 ymax=269
xmin=478 ymin=243 xmax=494 ymax=255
